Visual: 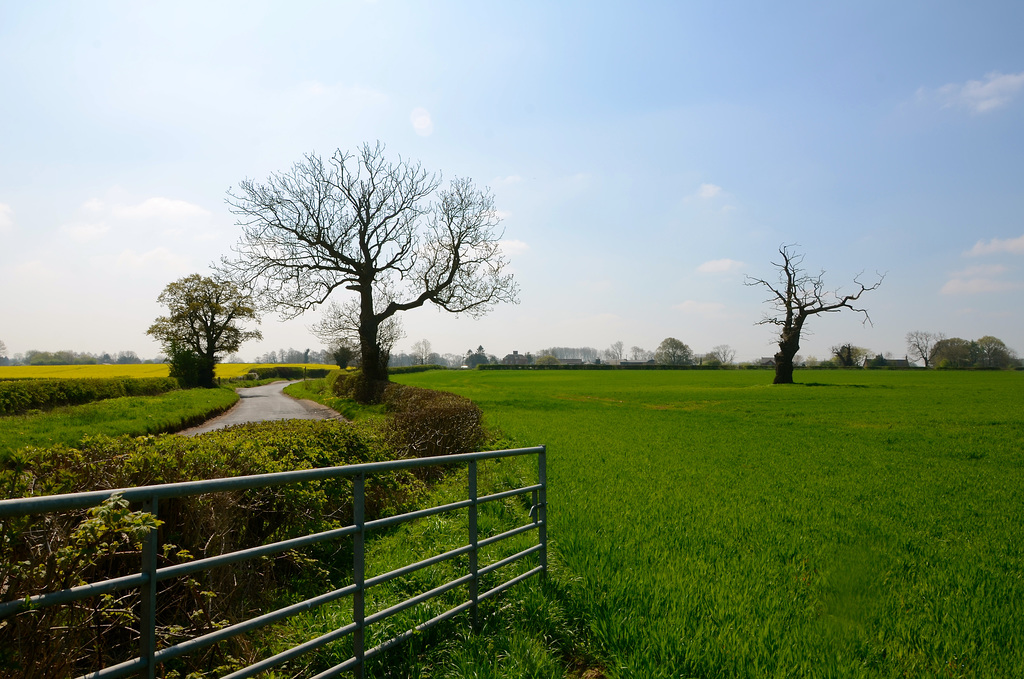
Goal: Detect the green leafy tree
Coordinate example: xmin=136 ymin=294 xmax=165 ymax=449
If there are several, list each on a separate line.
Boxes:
xmin=147 ymin=274 xmax=262 ymax=388
xmin=330 ymin=342 xmax=355 ymax=369
xmin=465 ymin=345 xmax=490 ymax=368
xmin=975 ymin=335 xmax=1016 ymax=369
xmin=654 ymin=338 xmax=694 ymax=365
xmin=931 ymin=337 xmax=974 ymax=369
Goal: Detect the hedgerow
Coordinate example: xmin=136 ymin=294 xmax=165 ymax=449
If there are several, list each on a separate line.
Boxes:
xmin=388 ymin=364 xmax=448 ymax=375
xmin=250 ymin=366 xmax=333 ymax=380
xmin=0 ymin=419 xmax=427 ymax=678
xmin=0 ymin=377 xmax=178 ymax=416
xmin=382 ymin=383 xmax=485 ymax=464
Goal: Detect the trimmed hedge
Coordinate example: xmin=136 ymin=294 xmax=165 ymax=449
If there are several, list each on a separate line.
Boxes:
xmin=382 ymin=382 xmax=485 ymax=463
xmin=388 ymin=364 xmax=448 ymax=375
xmin=250 ymin=366 xmax=333 ymax=380
xmin=0 ymin=377 xmax=179 ymax=416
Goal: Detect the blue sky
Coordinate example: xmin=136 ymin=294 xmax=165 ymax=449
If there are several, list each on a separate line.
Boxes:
xmin=1 ymin=1 xmax=1022 ymax=363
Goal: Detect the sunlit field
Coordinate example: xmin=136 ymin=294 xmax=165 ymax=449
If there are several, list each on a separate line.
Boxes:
xmin=396 ymin=369 xmax=1024 ymax=678
xmin=0 ymin=363 xmax=336 ymax=380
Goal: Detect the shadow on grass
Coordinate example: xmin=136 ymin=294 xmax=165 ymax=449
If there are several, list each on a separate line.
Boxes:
xmin=798 ymin=382 xmax=873 ymax=388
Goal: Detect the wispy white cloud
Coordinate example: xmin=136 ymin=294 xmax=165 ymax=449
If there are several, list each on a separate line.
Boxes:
xmin=966 ymin=233 xmax=1024 ymax=256
xmin=116 ymin=247 xmax=190 ymax=272
xmin=61 ymin=222 xmax=111 ymax=242
xmin=493 ymin=175 xmax=523 ymax=185
xmin=499 ymin=239 xmax=529 ymax=256
xmin=941 ymin=264 xmax=1022 ymax=294
xmin=920 ymin=71 xmax=1024 ymax=114
xmin=697 ymin=258 xmax=744 ymax=274
xmin=111 ymin=197 xmax=210 ymax=221
xmin=410 ymin=107 xmax=434 ymax=136
xmin=696 ymin=183 xmax=722 ymax=199
xmin=0 ymin=203 xmax=14 ymax=233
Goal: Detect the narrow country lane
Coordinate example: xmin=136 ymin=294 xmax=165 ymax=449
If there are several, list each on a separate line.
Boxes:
xmin=180 ymin=380 xmax=342 ymax=436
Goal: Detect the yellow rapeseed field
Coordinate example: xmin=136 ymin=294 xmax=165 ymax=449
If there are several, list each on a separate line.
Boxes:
xmin=0 ymin=364 xmax=337 ymax=380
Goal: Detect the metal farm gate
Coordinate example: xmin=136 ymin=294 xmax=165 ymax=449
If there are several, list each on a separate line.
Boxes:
xmin=0 ymin=445 xmax=548 ymax=678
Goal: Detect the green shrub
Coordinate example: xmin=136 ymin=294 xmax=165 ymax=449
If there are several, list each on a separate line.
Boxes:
xmin=328 ymin=369 xmax=388 ymax=404
xmin=166 ymin=344 xmax=210 ymax=388
xmin=0 ymin=377 xmax=179 ymax=416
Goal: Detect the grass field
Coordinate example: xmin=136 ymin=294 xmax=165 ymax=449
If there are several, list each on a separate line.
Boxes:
xmin=393 ymin=369 xmax=1024 ymax=678
xmin=0 ymin=388 xmax=240 ymax=452
xmin=0 ymin=363 xmax=337 ymax=380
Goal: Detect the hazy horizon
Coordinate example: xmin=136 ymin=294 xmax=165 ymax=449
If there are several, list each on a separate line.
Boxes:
xmin=2 ymin=2 xmax=1022 ymax=364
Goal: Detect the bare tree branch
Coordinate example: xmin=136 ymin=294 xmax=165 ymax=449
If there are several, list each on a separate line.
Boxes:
xmin=219 ymin=142 xmax=518 ymax=392
xmin=745 ymin=244 xmax=884 ymax=384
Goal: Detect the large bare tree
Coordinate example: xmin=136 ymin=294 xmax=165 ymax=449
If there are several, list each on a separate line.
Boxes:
xmin=905 ymin=330 xmax=944 ymax=368
xmin=746 ymin=245 xmax=884 ymax=384
xmin=704 ymin=344 xmax=736 ymax=365
xmin=219 ymin=142 xmax=519 ymax=391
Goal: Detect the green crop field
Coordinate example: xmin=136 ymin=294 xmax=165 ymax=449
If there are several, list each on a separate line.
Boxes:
xmin=394 ymin=369 xmax=1024 ymax=678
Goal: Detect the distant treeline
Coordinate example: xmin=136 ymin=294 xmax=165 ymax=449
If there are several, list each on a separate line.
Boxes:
xmin=2 ymin=350 xmax=159 ymax=367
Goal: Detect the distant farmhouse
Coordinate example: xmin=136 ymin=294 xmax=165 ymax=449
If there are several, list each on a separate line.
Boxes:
xmin=502 ymin=350 xmax=530 ymax=366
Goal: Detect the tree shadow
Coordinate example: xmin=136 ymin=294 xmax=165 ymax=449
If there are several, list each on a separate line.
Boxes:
xmin=799 ymin=382 xmax=872 ymax=388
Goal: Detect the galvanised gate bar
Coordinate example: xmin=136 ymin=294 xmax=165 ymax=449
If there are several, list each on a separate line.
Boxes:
xmin=0 ymin=445 xmax=548 ymax=679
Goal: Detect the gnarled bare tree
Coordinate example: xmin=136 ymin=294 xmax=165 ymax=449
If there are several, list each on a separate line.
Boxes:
xmin=219 ymin=142 xmax=519 ymax=394
xmin=746 ymin=245 xmax=884 ymax=384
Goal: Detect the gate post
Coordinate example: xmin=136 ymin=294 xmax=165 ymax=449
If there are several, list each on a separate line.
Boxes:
xmin=538 ymin=445 xmax=548 ymax=577
xmin=139 ymin=495 xmax=158 ymax=679
xmin=352 ymin=474 xmax=365 ymax=679
xmin=468 ymin=460 xmax=479 ymax=632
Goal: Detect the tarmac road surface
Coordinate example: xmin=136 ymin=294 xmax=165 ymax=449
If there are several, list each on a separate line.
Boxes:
xmin=180 ymin=380 xmax=342 ymax=436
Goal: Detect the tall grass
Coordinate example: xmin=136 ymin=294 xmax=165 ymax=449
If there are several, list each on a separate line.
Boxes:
xmin=395 ymin=369 xmax=1024 ymax=678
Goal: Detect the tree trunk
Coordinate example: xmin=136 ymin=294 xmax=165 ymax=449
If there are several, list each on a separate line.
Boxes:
xmin=773 ymin=352 xmax=795 ymax=384
xmin=199 ymin=355 xmax=217 ymax=389
xmin=355 ymin=292 xmax=390 ymax=402
xmin=360 ymin=339 xmax=387 ymax=383
xmin=773 ymin=320 xmax=803 ymax=385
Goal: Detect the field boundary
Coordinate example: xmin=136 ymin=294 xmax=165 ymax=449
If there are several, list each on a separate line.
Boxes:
xmin=0 ymin=445 xmax=548 ymax=679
